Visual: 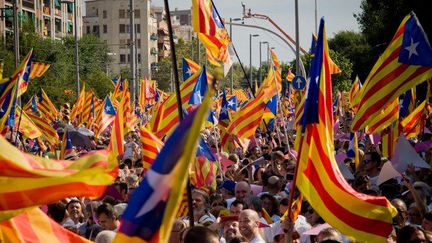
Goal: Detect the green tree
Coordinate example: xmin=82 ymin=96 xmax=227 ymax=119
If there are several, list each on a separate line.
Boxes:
xmin=0 ymin=30 xmax=113 ymax=106
xmin=355 ymin=0 xmax=431 ymax=73
xmin=328 ymin=31 xmax=371 ymax=81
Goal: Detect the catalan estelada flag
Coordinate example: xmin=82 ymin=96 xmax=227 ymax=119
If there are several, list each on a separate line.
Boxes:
xmin=364 ymin=98 xmax=399 ymax=134
xmin=114 ymin=85 xmax=213 ymax=243
xmin=0 ymin=208 xmax=91 ymax=243
xmin=149 ymin=66 xmax=204 ymax=139
xmin=0 ymin=76 xmax=18 ymax=132
xmin=0 ymin=136 xmax=117 ymax=220
xmin=35 ymin=89 xmax=58 ymax=122
xmin=221 ymin=91 xmax=267 ymax=151
xmin=14 ymin=107 xmax=42 ymax=140
xmin=139 ymin=126 xmax=164 ymax=173
xmin=296 ymin=18 xmax=397 ymax=242
xmin=191 ymin=139 xmax=218 ymax=189
xmin=95 ymin=96 xmax=116 ymax=138
xmin=27 ymin=110 xmax=59 ymax=146
xmin=109 ymin=90 xmax=125 ymax=157
xmin=348 ymin=76 xmax=362 ymax=110
xmin=192 ymin=0 xmax=224 ymax=37
xmin=401 ymin=100 xmax=427 ymax=138
xmin=29 ymin=62 xmax=50 ymax=80
xmin=59 ymin=130 xmax=74 ymax=160
xmin=15 ymin=49 xmax=33 ymax=97
xmin=351 ymin=12 xmax=432 ymax=131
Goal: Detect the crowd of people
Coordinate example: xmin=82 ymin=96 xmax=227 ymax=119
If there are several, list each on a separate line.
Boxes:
xmin=8 ymin=105 xmax=432 ymax=243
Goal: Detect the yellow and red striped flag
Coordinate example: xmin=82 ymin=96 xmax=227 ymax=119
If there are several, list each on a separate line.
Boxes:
xmin=281 ymin=195 xmax=303 ymax=223
xmin=192 ymin=0 xmax=221 ymax=37
xmin=70 ymin=84 xmax=86 ymax=122
xmin=108 ymin=89 xmax=126 ymax=157
xmin=14 ymin=107 xmax=42 ymax=139
xmin=364 ymin=98 xmax=399 ymax=134
xmin=149 ymin=67 xmax=204 ymax=139
xmin=286 ymin=68 xmax=295 ymax=82
xmin=139 ymin=126 xmax=164 ymax=173
xmin=348 ymin=76 xmax=362 ymax=110
xmin=35 ymin=89 xmax=58 ymax=123
xmin=401 ymin=100 xmax=427 ymax=138
xmin=221 ymin=91 xmax=267 ymax=150
xmin=27 ymin=112 xmax=59 ymax=146
xmin=352 ymin=13 xmax=432 ymax=131
xmin=295 ymin=18 xmax=397 ymax=242
xmin=381 ymin=122 xmax=400 ymax=159
xmin=0 ymin=208 xmax=91 ymax=243
xmin=29 ymin=62 xmax=50 ymax=80
xmin=0 ymin=136 xmax=117 ymax=220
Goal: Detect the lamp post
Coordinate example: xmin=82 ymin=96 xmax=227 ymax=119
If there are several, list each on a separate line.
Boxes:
xmin=229 ymin=17 xmax=242 ymax=93
xmin=259 ymin=41 xmax=268 ymax=85
xmin=61 ymin=0 xmax=79 ymax=99
xmin=249 ymin=34 xmax=259 ymax=93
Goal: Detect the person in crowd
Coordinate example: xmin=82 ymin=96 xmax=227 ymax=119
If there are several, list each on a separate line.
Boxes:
xmin=238 ymin=209 xmax=266 ymax=243
xmin=183 ymin=226 xmax=219 ymax=243
xmin=226 ymin=181 xmax=252 ymax=208
xmin=397 ymin=225 xmax=427 ymax=243
xmin=62 ymin=199 xmax=85 ymax=234
xmin=316 ymin=228 xmax=343 ymax=243
xmin=188 ymin=189 xmax=216 ymax=226
xmin=230 ymin=199 xmax=246 ymax=215
xmin=220 ymin=215 xmax=242 ymax=243
xmin=95 ymin=203 xmax=120 ymax=231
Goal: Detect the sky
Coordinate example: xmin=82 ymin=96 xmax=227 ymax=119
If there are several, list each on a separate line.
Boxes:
xmin=152 ymin=0 xmax=363 ymax=68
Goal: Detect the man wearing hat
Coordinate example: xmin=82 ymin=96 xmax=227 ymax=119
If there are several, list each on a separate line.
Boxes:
xmin=219 ymin=215 xmax=242 ymax=243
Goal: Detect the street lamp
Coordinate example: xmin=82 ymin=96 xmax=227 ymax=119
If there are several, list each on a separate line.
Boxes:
xmin=259 ymin=41 xmax=268 ymax=85
xmin=249 ymin=34 xmax=259 ymax=93
xmin=229 ymin=17 xmax=242 ymax=93
xmin=60 ymin=0 xmax=79 ymax=99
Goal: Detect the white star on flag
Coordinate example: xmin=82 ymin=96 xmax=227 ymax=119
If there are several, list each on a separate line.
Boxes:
xmin=405 ymin=38 xmax=419 ymax=59
xmin=227 ymin=99 xmax=235 ymax=107
xmin=187 ymin=68 xmax=193 ymax=76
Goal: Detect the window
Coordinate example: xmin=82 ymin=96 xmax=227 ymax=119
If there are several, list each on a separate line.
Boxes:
xmin=103 ymin=25 xmax=107 ymax=33
xmin=119 ymin=24 xmax=126 ymax=33
xmin=120 ymin=54 xmax=126 ymax=63
xmin=127 ymin=54 xmax=131 ymax=63
xmin=86 ymin=26 xmax=90 ymax=34
xmin=138 ymin=54 xmax=141 ymax=63
xmin=119 ymin=39 xmax=126 ymax=49
xmin=136 ymin=39 xmax=141 ymax=47
xmin=119 ymin=9 xmax=125 ymax=18
xmin=136 ymin=24 xmax=140 ymax=33
xmin=103 ymin=10 xmax=107 ymax=19
xmin=134 ymin=9 xmax=140 ymax=18
xmin=93 ymin=25 xmax=99 ymax=34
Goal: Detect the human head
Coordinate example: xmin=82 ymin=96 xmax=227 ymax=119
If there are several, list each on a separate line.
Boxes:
xmin=260 ymin=194 xmax=279 ymax=216
xmin=230 ymin=199 xmax=246 ymax=215
xmin=238 ymin=209 xmax=261 ymax=241
xmin=221 ymin=215 xmax=241 ymax=242
xmin=183 ymin=226 xmax=219 ymax=243
xmin=235 ymin=181 xmax=251 ymax=201
xmin=66 ymin=199 xmax=83 ymax=222
xmin=408 ymin=203 xmax=424 ymax=225
xmin=397 ymin=225 xmax=426 ymax=243
xmin=192 ymin=190 xmax=210 ymax=218
xmin=95 ymin=230 xmax=116 ymax=243
xmin=305 ymin=205 xmax=325 ymax=226
xmin=422 ymin=212 xmax=432 ymax=232
xmin=363 ymin=151 xmax=381 ymax=175
xmin=317 ymin=227 xmax=343 ymax=243
xmin=96 ymin=203 xmax=119 ymax=231
xmin=391 ymin=198 xmax=408 ymax=228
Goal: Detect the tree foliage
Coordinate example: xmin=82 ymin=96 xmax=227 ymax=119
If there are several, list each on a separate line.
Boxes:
xmin=354 ymin=0 xmax=431 ymax=77
xmin=0 ymin=24 xmax=113 ymax=106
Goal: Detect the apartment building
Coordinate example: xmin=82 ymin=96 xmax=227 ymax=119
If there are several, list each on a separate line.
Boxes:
xmin=0 ymin=0 xmax=82 ymax=40
xmin=83 ymin=0 xmax=158 ymax=77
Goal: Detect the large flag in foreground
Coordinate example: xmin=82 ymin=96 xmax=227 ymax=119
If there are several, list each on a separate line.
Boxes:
xmin=0 ymin=136 xmax=117 ymax=221
xmin=296 ymin=18 xmax=397 ymax=242
xmin=114 ymin=86 xmax=213 ymax=242
xmin=0 ymin=208 xmax=91 ymax=243
xmin=351 ymin=12 xmax=432 ymax=131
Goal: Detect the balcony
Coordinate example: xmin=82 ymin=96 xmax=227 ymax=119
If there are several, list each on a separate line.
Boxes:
xmin=150 ymin=33 xmax=158 ymax=41
xmin=22 ymin=0 xmax=35 ymax=9
xmin=150 ymin=48 xmax=158 ymax=55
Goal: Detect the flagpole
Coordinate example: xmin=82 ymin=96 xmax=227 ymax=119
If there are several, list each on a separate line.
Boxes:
xmin=163 ymin=0 xmax=195 ymax=227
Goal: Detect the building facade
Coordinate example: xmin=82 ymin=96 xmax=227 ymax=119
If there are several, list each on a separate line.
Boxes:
xmin=0 ymin=0 xmax=82 ymax=40
xmin=83 ymin=0 xmax=158 ymax=78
